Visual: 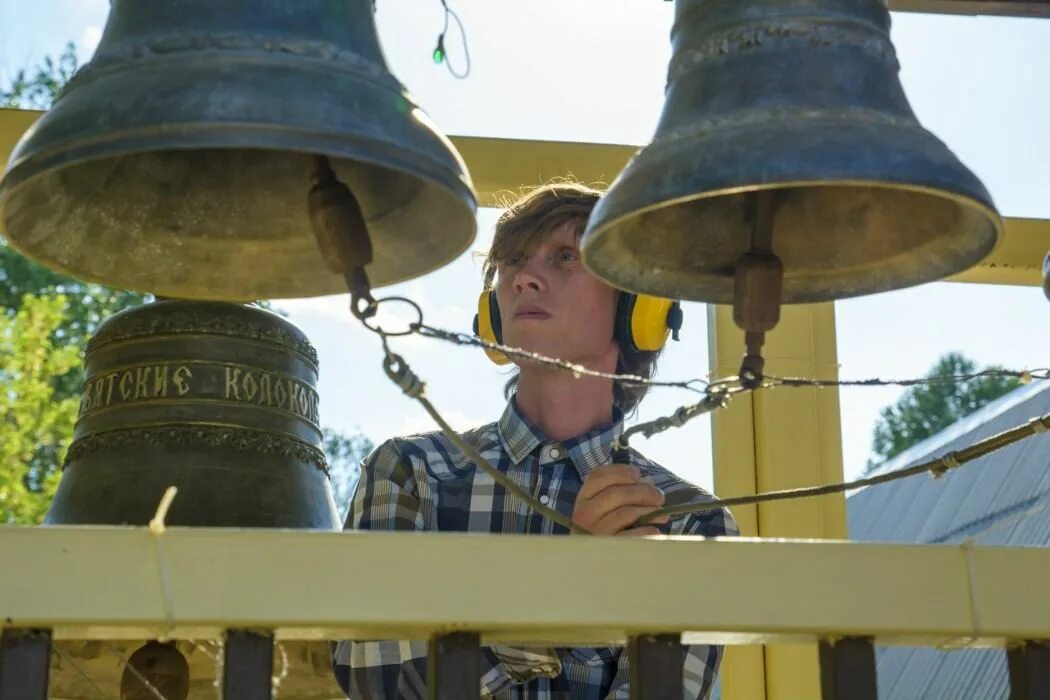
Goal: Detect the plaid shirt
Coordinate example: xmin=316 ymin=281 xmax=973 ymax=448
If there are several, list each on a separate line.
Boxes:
xmin=333 ymin=396 xmax=738 ymax=699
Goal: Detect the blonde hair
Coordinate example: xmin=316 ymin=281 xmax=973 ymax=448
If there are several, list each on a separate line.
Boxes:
xmin=483 ymin=182 xmax=602 ymax=289
xmin=484 ymin=181 xmax=661 ymax=415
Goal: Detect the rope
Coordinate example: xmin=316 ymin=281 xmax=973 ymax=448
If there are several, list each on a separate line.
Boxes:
xmin=149 ymin=487 xmax=179 ymax=641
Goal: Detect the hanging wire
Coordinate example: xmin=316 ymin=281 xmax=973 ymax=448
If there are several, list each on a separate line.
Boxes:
xmin=433 ymin=0 xmax=471 ymax=78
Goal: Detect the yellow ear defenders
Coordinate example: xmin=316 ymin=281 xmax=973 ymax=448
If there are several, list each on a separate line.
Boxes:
xmin=472 ymin=290 xmax=683 ymax=366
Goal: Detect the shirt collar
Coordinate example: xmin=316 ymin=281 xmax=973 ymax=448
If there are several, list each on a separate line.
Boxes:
xmin=497 ymin=395 xmax=625 ymax=479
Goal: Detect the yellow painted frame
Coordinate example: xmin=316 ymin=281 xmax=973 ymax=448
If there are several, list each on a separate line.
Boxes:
xmin=2 ymin=527 xmax=1049 ymax=647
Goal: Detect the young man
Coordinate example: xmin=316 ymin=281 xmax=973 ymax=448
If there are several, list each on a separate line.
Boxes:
xmin=333 ymin=183 xmax=738 ymax=699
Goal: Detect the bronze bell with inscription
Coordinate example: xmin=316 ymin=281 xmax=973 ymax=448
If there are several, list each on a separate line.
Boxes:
xmin=582 ymin=0 xmax=1002 ymax=306
xmin=45 ymin=300 xmax=340 ymax=528
xmin=0 ymin=0 xmax=477 ymax=301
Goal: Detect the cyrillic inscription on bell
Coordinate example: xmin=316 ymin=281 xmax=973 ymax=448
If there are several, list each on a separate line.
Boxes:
xmin=0 ymin=0 xmax=477 ymax=301
xmin=582 ymin=0 xmax=1002 ymax=305
xmin=45 ymin=300 xmax=340 ymax=529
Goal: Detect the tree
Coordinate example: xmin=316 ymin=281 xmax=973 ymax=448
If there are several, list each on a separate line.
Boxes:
xmin=1 ymin=41 xmax=78 ymax=109
xmin=0 ymin=295 xmax=80 ymax=523
xmin=867 ymin=352 xmax=1021 ymax=471
xmin=324 ymin=429 xmax=375 ymax=521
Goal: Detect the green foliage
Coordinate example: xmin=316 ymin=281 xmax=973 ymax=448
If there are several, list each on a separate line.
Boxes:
xmin=1 ymin=41 xmax=78 ymax=109
xmin=867 ymin=352 xmax=1021 ymax=471
xmin=0 ymin=247 xmax=151 ymax=393
xmin=0 ymin=295 xmax=81 ymax=523
xmin=323 ymin=429 xmax=374 ymax=520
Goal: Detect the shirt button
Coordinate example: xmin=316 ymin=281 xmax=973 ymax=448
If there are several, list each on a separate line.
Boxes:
xmin=539 ymin=494 xmax=551 ymax=505
xmin=548 ymin=446 xmax=562 ymax=459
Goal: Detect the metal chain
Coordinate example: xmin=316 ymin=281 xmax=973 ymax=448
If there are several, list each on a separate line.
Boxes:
xmin=351 ymin=296 xmax=1050 ymax=530
xmin=361 ymin=296 xmax=1049 ymax=396
xmin=414 ymin=321 xmax=712 ymax=394
xmin=638 ymin=414 xmax=1050 ymax=522
xmin=374 ymin=332 xmax=589 ymax=534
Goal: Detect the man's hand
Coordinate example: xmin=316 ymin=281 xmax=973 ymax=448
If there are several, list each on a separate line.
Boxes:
xmin=571 ymin=464 xmax=669 ymax=535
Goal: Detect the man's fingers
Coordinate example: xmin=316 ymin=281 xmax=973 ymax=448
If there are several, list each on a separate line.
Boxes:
xmin=592 ymin=505 xmax=666 ymax=535
xmin=576 ymin=464 xmax=639 ymax=501
xmin=587 ymin=483 xmax=664 ymax=516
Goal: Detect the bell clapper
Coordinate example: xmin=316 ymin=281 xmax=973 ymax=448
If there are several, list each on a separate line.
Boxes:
xmin=307 ymin=155 xmax=378 ymax=319
xmin=733 ymin=191 xmax=784 ymax=389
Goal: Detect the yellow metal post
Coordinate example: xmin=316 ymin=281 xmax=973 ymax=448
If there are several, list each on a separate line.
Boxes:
xmin=709 ymin=302 xmax=848 ymax=700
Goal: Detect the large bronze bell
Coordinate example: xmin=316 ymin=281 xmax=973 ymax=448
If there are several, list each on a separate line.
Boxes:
xmin=0 ymin=0 xmax=477 ymax=301
xmin=582 ymin=0 xmax=1002 ymax=305
xmin=46 ymin=300 xmax=340 ymax=528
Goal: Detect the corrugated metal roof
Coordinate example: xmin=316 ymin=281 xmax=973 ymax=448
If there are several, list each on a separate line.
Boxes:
xmin=848 ymin=380 xmax=1050 ymax=700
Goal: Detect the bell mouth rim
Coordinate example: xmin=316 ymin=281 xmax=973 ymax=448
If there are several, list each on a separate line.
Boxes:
xmin=0 ymin=132 xmax=479 ymax=301
xmin=586 ymin=178 xmax=1002 ymax=237
xmin=583 ymin=176 xmax=1004 ymax=254
xmin=581 ymin=178 xmax=1004 ymax=304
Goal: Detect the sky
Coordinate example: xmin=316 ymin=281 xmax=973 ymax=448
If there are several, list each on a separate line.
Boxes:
xmin=2 ymin=1 xmax=1049 ymax=495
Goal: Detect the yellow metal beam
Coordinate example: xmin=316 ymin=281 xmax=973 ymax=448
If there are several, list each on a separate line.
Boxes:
xmin=2 ymin=527 xmax=1049 ymax=646
xmin=710 ymin=303 xmax=848 ymax=700
xmin=0 ymin=108 xmax=39 ymax=171
xmin=3 ymin=109 xmax=1044 ymax=287
xmin=888 ymin=0 xmax=1050 ymax=17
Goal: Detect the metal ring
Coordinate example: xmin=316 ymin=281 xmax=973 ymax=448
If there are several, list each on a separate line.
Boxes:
xmin=358 ymin=296 xmax=424 ymax=337
xmin=351 ymin=293 xmax=379 ymax=321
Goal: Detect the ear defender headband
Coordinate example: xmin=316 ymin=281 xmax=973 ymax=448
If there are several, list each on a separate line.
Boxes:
xmin=472 ymin=290 xmax=683 ymax=366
